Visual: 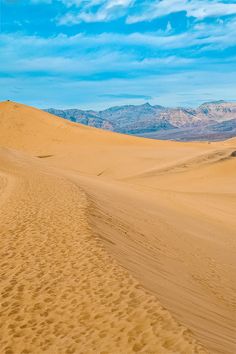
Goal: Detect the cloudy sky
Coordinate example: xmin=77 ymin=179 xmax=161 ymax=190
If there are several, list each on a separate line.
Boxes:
xmin=1 ymin=0 xmax=236 ymax=109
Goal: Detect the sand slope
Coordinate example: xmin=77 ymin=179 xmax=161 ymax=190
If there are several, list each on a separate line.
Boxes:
xmin=0 ymin=101 xmax=236 ymax=353
xmin=0 ymin=148 xmax=207 ymax=354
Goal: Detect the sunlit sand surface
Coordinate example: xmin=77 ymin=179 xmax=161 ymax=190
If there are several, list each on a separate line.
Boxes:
xmin=0 ymin=101 xmax=235 ymax=353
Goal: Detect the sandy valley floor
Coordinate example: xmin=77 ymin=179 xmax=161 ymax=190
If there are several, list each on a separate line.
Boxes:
xmin=0 ymin=101 xmax=235 ymax=353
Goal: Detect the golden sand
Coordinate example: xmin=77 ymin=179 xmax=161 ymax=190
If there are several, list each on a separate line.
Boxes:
xmin=0 ymin=101 xmax=235 ymax=353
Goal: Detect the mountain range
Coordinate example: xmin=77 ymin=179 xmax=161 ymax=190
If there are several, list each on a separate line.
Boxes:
xmin=45 ymin=100 xmax=236 ymax=141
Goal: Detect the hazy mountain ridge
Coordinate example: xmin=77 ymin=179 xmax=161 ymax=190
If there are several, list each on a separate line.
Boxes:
xmin=45 ymin=101 xmax=236 ymax=141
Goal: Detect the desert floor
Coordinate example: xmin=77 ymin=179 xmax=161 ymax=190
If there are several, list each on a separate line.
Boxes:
xmin=0 ymin=101 xmax=235 ymax=354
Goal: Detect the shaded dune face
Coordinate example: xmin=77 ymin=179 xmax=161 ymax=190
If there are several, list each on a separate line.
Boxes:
xmin=0 ymin=101 xmax=236 ymax=354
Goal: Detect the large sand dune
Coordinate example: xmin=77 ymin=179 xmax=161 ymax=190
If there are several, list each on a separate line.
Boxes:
xmin=0 ymin=101 xmax=235 ymax=353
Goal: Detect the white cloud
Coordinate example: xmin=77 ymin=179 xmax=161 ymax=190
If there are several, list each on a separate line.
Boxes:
xmin=29 ymin=0 xmax=236 ymax=24
xmin=1 ymin=15 xmax=235 ymax=84
xmin=166 ymin=21 xmax=172 ymax=33
xmin=1 ymin=15 xmax=236 ymax=56
xmin=58 ymin=0 xmax=134 ymax=24
xmin=127 ymin=0 xmax=236 ymax=23
xmin=0 ymin=31 xmax=194 ymax=78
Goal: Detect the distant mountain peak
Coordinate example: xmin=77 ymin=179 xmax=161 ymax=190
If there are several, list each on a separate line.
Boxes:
xmin=44 ymin=100 xmax=236 ymax=141
xmin=200 ymin=100 xmax=227 ymax=106
xmin=141 ymin=102 xmax=152 ymax=107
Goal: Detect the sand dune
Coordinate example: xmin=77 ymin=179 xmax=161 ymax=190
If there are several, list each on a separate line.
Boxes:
xmin=0 ymin=101 xmax=236 ymax=353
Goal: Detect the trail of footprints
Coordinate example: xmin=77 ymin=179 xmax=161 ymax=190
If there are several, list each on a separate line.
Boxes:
xmin=0 ymin=156 xmax=207 ymax=353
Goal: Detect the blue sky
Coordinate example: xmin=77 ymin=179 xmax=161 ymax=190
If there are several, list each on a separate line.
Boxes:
xmin=1 ymin=0 xmax=236 ymax=109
